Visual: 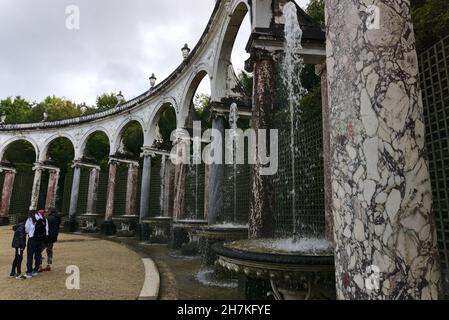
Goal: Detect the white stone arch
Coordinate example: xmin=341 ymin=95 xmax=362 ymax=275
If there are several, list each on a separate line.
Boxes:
xmin=178 ymin=68 xmax=211 ymax=129
xmin=39 ymin=133 xmax=76 ymax=162
xmin=78 ymin=126 xmax=113 ymax=160
xmin=0 ymin=135 xmax=40 ymax=163
xmin=147 ymin=99 xmax=178 ymax=148
xmin=211 ymin=0 xmax=251 ymax=102
xmin=111 ymin=116 xmax=146 ymax=155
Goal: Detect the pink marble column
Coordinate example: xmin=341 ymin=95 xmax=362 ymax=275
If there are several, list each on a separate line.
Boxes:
xmin=29 ymin=165 xmax=43 ymax=211
xmin=125 ymin=162 xmax=139 ymax=216
xmin=0 ymin=168 xmax=16 ymax=224
xmin=45 ymin=168 xmax=60 ymax=210
xmin=104 ymin=160 xmax=118 ymax=221
xmin=86 ymin=167 xmax=100 ymax=214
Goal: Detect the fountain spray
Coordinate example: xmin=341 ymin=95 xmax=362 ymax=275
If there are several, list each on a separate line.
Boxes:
xmin=282 ymin=1 xmax=307 ymax=240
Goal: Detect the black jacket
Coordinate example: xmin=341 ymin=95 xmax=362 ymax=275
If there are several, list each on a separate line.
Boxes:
xmin=12 ymin=223 xmax=26 ymax=249
xmin=47 ymin=213 xmax=62 ymax=243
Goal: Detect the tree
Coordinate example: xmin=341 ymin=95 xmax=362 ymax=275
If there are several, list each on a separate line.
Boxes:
xmin=307 ymin=0 xmax=325 ymax=27
xmin=96 ymin=93 xmax=119 ymax=111
xmin=0 ymin=96 xmax=32 ymax=124
xmin=28 ymin=96 xmax=81 ymax=122
xmin=412 ymin=0 xmax=449 ymax=51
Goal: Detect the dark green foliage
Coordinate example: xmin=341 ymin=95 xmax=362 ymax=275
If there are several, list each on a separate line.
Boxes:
xmin=412 ymin=0 xmax=449 ymax=51
xmin=122 ymin=122 xmax=144 ymax=157
xmin=306 ymin=0 xmax=325 ymax=27
xmin=96 ymin=93 xmax=119 ymax=111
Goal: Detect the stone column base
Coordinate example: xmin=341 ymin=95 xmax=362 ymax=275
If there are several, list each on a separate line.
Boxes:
xmin=0 ymin=216 xmax=10 ymax=226
xmin=100 ymin=220 xmax=116 ymax=236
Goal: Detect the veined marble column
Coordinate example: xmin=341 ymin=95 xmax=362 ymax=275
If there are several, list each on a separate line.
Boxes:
xmin=29 ymin=164 xmax=43 ymax=211
xmin=316 ymin=63 xmax=334 ymax=242
xmin=207 ymin=113 xmax=225 ymax=225
xmin=139 ymin=147 xmax=152 ymax=222
xmin=125 ymin=161 xmax=139 ymax=216
xmin=101 ymin=159 xmax=118 ymax=235
xmin=0 ymin=167 xmax=16 ymax=225
xmin=326 ymin=0 xmax=440 ymax=299
xmin=104 ymin=160 xmax=118 ymax=221
xmin=68 ymin=163 xmax=81 ymax=222
xmin=45 ymin=168 xmax=60 ymax=211
xmin=86 ymin=166 xmax=100 ymax=215
xmin=248 ymin=48 xmax=276 ymax=239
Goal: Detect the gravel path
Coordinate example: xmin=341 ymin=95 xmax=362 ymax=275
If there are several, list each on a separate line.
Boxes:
xmin=0 ymin=226 xmax=144 ymax=300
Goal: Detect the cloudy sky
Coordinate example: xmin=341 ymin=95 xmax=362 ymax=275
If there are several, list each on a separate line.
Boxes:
xmin=0 ymin=0 xmax=309 ymax=105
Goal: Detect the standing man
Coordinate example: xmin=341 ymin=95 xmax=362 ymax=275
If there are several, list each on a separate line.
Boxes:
xmin=25 ymin=210 xmax=48 ymax=279
xmin=40 ymin=208 xmax=62 ymax=272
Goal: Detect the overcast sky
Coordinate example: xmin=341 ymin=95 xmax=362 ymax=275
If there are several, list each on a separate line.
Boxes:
xmin=0 ymin=0 xmax=309 ymax=106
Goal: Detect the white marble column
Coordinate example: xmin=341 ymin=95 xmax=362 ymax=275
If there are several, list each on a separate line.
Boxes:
xmin=86 ymin=166 xmax=100 ymax=215
xmin=139 ymin=147 xmax=153 ymax=222
xmin=326 ymin=0 xmax=440 ymax=299
xmin=68 ymin=163 xmax=81 ymax=221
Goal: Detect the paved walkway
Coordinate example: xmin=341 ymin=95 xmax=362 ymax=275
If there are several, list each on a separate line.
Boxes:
xmin=0 ymin=226 xmax=144 ymax=300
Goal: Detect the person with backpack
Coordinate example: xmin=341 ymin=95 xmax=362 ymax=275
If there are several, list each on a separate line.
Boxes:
xmin=10 ymin=216 xmax=27 ymax=279
xmin=39 ymin=208 xmax=62 ymax=272
xmin=24 ymin=210 xmax=48 ymax=279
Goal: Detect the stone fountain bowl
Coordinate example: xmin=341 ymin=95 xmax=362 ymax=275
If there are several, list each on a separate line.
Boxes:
xmin=199 ymin=224 xmax=248 ymax=241
xmin=172 ymin=219 xmax=208 ymax=229
xmin=213 ymin=239 xmax=336 ymax=299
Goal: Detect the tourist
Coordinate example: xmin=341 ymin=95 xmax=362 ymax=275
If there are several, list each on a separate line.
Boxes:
xmin=39 ymin=208 xmax=62 ymax=272
xmin=9 ymin=216 xmax=27 ymax=279
xmin=24 ymin=210 xmax=48 ymax=279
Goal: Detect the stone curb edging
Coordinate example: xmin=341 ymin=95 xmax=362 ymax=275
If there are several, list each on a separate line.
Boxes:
xmin=139 ymin=258 xmax=160 ymax=300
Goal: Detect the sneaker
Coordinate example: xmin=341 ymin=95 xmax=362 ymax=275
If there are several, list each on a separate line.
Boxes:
xmin=32 ymin=271 xmax=39 ymax=277
xmin=9 ymin=273 xmax=17 ymax=278
xmin=41 ymin=266 xmax=51 ymax=272
xmin=16 ymin=275 xmax=27 ymax=280
xmin=24 ymin=274 xmax=33 ymax=279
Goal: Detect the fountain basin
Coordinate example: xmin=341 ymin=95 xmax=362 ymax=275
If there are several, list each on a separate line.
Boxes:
xmin=142 ymin=217 xmax=173 ymax=244
xmin=78 ymin=213 xmax=103 ymax=233
xmin=198 ymin=224 xmax=249 ymax=266
xmin=213 ymin=239 xmax=335 ymax=300
xmin=112 ymin=215 xmax=139 ymax=237
xmin=171 ymin=220 xmax=208 ymax=253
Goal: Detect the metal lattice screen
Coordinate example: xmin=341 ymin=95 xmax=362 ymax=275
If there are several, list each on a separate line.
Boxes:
xmin=0 ymin=172 xmax=4 ymax=210
xmin=184 ymin=163 xmax=205 ymax=220
xmin=222 ymin=163 xmax=250 ymax=224
xmin=272 ymin=112 xmax=325 ymax=239
xmin=149 ymin=163 xmax=162 ymax=217
xmin=419 ymin=35 xmax=449 ymax=295
xmin=9 ymin=165 xmax=34 ymax=222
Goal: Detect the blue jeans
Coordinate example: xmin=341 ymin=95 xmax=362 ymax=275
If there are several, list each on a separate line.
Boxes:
xmin=26 ymin=238 xmax=43 ymax=274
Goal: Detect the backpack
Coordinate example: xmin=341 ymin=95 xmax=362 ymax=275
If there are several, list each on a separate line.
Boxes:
xmin=34 ymin=219 xmax=47 ymax=241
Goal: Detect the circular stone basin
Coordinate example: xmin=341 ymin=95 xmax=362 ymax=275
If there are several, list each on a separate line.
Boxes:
xmin=142 ymin=216 xmax=173 ymax=223
xmin=199 ymin=224 xmax=248 ymax=241
xmin=213 ymin=239 xmax=335 ymax=277
xmin=173 ymin=219 xmax=208 ymax=229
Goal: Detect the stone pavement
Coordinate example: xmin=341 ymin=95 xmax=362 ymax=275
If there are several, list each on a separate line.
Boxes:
xmin=0 ymin=226 xmax=144 ymax=300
